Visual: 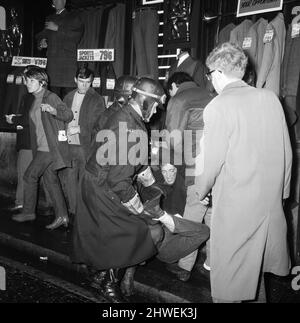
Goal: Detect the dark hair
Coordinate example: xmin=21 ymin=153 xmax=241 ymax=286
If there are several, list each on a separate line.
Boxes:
xmin=24 ymin=66 xmax=48 ymax=87
xmin=167 ymin=72 xmax=193 ymax=92
xmin=76 ymin=66 xmax=94 ymax=80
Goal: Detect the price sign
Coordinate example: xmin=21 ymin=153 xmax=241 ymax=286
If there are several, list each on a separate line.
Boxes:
xmin=242 ymin=37 xmax=252 ymax=49
xmin=92 ymin=77 xmax=101 ymax=88
xmin=292 ymin=23 xmax=300 ymax=39
xmin=77 ymin=49 xmax=115 ymax=62
xmin=12 ymin=56 xmax=47 ymax=68
xmin=263 ymin=29 xmax=274 ymax=43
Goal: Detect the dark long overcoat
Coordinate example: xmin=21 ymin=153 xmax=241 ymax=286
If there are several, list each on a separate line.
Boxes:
xmin=72 ymin=104 xmax=156 ymax=270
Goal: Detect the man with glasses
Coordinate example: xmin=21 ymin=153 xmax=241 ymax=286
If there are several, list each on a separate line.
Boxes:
xmin=194 ymin=42 xmax=292 ymax=303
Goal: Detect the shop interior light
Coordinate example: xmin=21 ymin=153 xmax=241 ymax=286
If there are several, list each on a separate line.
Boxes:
xmin=202 ymin=11 xmax=219 ymax=22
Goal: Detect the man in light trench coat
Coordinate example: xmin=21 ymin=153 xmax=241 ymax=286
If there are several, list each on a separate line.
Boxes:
xmin=194 ymin=42 xmax=292 ymax=303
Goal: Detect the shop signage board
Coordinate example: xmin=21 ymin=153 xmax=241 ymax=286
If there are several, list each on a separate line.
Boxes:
xmin=237 ymin=0 xmax=283 ymax=17
xmin=12 ymin=56 xmax=47 ymax=68
xmin=142 ymin=0 xmax=163 ymax=4
xmin=77 ymin=49 xmax=114 ymax=62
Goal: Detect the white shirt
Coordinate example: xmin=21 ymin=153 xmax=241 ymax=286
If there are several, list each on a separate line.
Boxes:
xmin=177 ymin=52 xmax=190 ymax=67
xmin=68 ymin=91 xmax=85 ymax=145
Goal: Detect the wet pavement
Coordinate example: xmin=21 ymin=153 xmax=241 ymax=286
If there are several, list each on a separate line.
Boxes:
xmin=0 ymin=256 xmax=98 ymax=303
xmin=0 ymin=193 xmax=300 ymax=303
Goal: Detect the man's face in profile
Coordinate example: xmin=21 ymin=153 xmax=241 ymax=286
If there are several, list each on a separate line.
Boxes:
xmin=161 ymin=164 xmax=177 ymax=185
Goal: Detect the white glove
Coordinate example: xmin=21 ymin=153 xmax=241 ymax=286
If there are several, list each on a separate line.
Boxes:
xmin=154 ymin=212 xmax=175 ymax=233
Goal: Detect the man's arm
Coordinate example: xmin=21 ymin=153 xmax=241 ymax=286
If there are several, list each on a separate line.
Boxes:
xmin=194 ymin=102 xmax=229 ymax=200
xmin=42 ymin=93 xmax=73 ymax=123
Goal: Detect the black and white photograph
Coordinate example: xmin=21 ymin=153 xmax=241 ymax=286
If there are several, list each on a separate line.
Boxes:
xmin=0 ymin=0 xmax=300 ymax=313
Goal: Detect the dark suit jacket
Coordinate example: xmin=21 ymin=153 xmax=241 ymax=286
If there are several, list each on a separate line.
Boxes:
xmin=167 ymin=55 xmax=207 ymax=90
xmin=63 ymin=87 xmax=106 ymax=158
xmin=36 ymin=10 xmax=84 ymax=87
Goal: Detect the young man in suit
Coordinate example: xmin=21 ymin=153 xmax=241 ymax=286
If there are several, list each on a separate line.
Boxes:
xmin=63 ymin=66 xmax=106 ymax=217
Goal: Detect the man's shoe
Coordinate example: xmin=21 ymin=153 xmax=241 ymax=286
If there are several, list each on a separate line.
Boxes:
xmin=165 ymin=263 xmax=191 ymax=282
xmin=45 ymin=216 xmax=68 ymax=230
xmin=8 ymin=204 xmax=23 ymax=212
xmin=91 ymin=270 xmax=128 ymax=303
xmin=12 ymin=213 xmax=36 ymax=222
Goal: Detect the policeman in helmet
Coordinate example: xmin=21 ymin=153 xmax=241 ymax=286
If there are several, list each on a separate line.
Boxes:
xmin=94 ymin=75 xmax=138 ymax=133
xmin=72 ymin=77 xmax=166 ymax=303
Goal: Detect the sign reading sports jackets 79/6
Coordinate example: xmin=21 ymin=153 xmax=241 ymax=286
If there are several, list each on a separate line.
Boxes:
xmin=77 ymin=49 xmax=115 ymax=62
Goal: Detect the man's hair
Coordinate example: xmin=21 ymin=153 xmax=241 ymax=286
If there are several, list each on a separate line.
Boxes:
xmin=24 ymin=66 xmax=48 ymax=87
xmin=206 ymin=42 xmax=248 ymax=79
xmin=76 ymin=66 xmax=94 ymax=80
xmin=167 ymin=72 xmax=193 ymax=92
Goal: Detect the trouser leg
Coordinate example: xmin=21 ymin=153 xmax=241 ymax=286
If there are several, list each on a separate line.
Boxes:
xmin=42 ymin=164 xmax=68 ymax=219
xmin=64 ymin=145 xmax=86 ymax=214
xmin=23 ymin=152 xmax=53 ymax=214
xmin=157 ymin=218 xmax=210 ymax=264
xmin=15 ymin=149 xmax=32 ymax=206
xmin=178 ymin=185 xmax=208 ymax=271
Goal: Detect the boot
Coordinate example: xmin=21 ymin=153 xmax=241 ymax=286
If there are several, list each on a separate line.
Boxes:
xmin=92 ymin=269 xmax=128 ymax=303
xmin=120 ymin=266 xmax=136 ymax=297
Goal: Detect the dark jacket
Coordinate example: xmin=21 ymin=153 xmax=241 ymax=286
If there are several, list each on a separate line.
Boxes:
xmin=72 ymin=104 xmax=157 ymax=269
xmin=13 ymin=89 xmax=74 ymax=170
xmin=63 ymin=87 xmax=106 ymax=158
xmin=165 ymin=81 xmax=214 ymax=186
xmin=36 ymin=10 xmax=84 ymax=88
xmin=167 ymin=56 xmax=207 ymax=90
xmin=14 ymin=93 xmax=34 ymax=151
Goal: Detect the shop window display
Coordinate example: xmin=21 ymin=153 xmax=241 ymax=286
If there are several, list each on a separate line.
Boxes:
xmin=163 ymin=0 xmax=192 ymax=50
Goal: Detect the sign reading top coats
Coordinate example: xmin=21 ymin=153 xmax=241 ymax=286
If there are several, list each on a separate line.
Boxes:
xmin=237 ymin=0 xmax=283 ymax=17
xmin=77 ymin=49 xmax=115 ymax=62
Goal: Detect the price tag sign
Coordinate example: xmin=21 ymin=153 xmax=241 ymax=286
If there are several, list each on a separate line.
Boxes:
xmin=106 ymin=79 xmax=115 ymax=90
xmin=15 ymin=76 xmax=23 ymax=85
xmin=77 ymin=49 xmax=115 ymax=62
xmin=92 ymin=77 xmax=101 ymax=88
xmin=242 ymin=37 xmax=252 ymax=49
xmin=6 ymin=74 xmax=14 ymax=84
xmin=263 ymin=29 xmax=274 ymax=43
xmin=12 ymin=56 xmax=47 ymax=68
xmin=292 ymin=23 xmax=300 ymax=39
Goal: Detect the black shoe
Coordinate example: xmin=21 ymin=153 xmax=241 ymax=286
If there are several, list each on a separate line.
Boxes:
xmin=92 ymin=270 xmax=128 ymax=303
xmin=165 ymin=263 xmax=191 ymax=282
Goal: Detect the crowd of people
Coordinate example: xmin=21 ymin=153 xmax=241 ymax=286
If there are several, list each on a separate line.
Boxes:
xmin=3 ymin=0 xmax=293 ymax=305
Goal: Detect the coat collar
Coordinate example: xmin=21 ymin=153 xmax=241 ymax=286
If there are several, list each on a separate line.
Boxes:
xmin=222 ymin=80 xmax=249 ymax=93
xmin=176 ymin=81 xmax=198 ymax=95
